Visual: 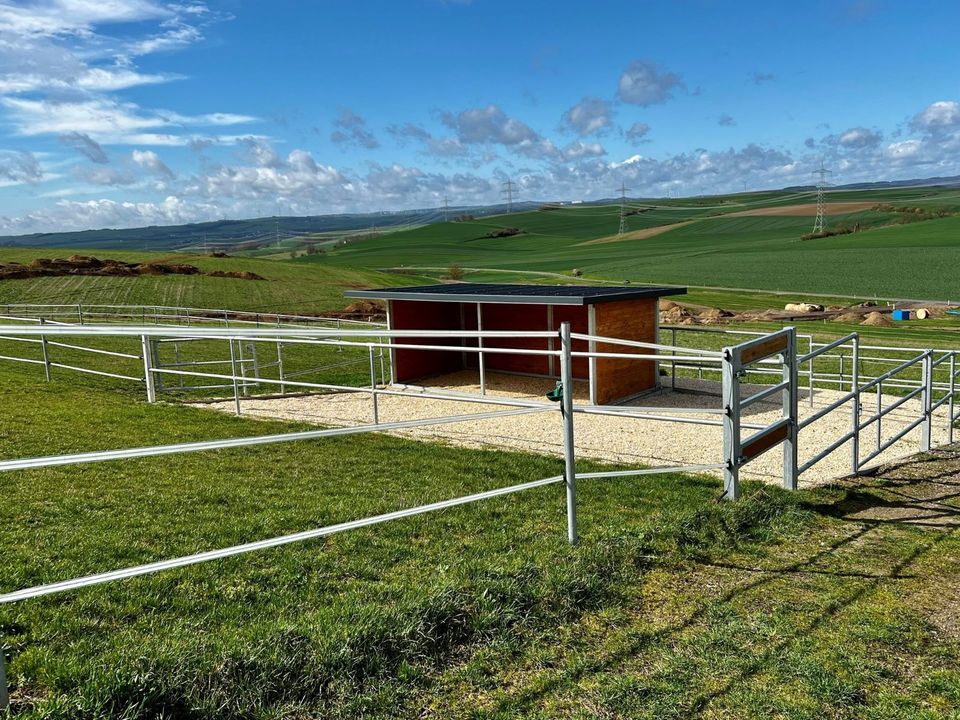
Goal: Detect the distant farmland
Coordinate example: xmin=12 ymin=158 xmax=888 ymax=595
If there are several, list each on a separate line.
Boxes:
xmin=315 ymin=187 xmax=960 ymax=301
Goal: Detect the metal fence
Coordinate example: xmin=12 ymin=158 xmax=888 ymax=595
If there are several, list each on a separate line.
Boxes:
xmin=0 ymin=318 xmax=958 ymax=708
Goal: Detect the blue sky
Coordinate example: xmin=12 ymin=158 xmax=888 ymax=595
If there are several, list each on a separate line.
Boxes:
xmin=1 ymin=0 xmax=960 ymax=233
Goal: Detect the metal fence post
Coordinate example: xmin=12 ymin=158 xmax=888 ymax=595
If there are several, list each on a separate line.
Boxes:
xmin=559 ymin=322 xmax=578 ymax=544
xmin=721 ymin=346 xmax=741 ymax=501
xmin=851 ymin=334 xmax=861 ymax=474
xmin=782 ymin=328 xmax=799 ymax=490
xmin=276 ymin=340 xmax=286 ymax=395
xmin=140 ymin=335 xmax=156 ymax=403
xmin=949 ymin=353 xmax=956 ymax=445
xmin=808 ymin=335 xmax=815 ymax=407
xmin=39 ymin=318 xmax=51 ymax=382
xmin=76 ymin=303 xmax=83 ymax=324
xmin=0 ymin=645 xmax=8 ymax=711
xmin=922 ymin=352 xmax=933 ymax=451
xmin=369 ymin=344 xmax=379 ymax=425
xmin=228 ymin=339 xmax=241 ymax=416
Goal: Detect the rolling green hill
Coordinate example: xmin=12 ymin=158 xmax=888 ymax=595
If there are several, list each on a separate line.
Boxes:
xmin=0 ymin=248 xmax=430 ymax=313
xmin=312 ymin=188 xmax=960 ymax=301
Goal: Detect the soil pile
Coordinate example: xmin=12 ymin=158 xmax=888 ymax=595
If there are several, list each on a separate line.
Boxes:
xmin=0 ymin=255 xmax=266 ymax=281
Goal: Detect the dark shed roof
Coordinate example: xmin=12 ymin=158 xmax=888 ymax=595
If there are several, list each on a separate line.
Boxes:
xmin=345 ymin=283 xmax=686 ymax=306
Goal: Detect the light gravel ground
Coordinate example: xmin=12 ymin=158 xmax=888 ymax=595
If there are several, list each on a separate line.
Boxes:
xmin=205 ymin=370 xmax=952 ymax=486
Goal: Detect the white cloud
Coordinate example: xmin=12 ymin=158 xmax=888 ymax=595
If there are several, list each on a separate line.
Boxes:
xmin=443 ymin=104 xmax=541 ymax=146
xmin=561 ymin=141 xmax=606 ymax=160
xmin=912 ymin=100 xmax=960 ymax=133
xmin=618 ymin=60 xmax=684 ymax=106
xmin=562 ymin=97 xmax=612 ymax=136
xmin=2 ymin=97 xmax=256 ymax=144
xmin=132 ymin=149 xmax=174 ymax=179
xmin=838 ymin=126 xmax=881 ymax=149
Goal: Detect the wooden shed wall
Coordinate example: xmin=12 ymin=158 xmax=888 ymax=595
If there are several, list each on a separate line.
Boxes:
xmin=593 ymin=298 xmax=659 ymax=404
xmin=390 ymin=299 xmax=464 ymax=382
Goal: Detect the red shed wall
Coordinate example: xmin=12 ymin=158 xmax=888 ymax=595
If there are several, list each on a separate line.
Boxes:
xmin=389 ymin=299 xmax=464 ymax=382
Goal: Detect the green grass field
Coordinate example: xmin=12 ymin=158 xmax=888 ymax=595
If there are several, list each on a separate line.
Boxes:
xmin=4 ymin=187 xmax=960 ymax=716
xmin=0 ymin=248 xmax=433 ymax=314
xmin=308 ymin=187 xmax=960 ymax=301
xmin=2 ymin=358 xmax=960 ymax=717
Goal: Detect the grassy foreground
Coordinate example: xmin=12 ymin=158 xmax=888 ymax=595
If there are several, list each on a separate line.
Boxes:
xmin=1 ymin=360 xmax=959 ymax=718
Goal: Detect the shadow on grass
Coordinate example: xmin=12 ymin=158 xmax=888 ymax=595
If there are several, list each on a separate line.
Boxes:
xmin=487 ymin=448 xmax=960 ymax=717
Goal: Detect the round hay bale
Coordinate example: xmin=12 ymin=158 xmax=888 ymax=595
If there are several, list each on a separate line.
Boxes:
xmin=860 ymin=311 xmax=892 ymax=327
xmin=916 ymin=308 xmax=930 ymax=320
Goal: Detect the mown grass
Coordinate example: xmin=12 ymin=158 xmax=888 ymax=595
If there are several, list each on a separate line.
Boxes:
xmin=2 ymin=351 xmax=960 ymax=717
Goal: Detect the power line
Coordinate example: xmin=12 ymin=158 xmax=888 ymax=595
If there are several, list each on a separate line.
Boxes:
xmin=501 ymin=178 xmax=517 ymax=213
xmin=812 ymin=161 xmax=833 ymax=234
xmin=617 ymin=181 xmax=631 ymax=235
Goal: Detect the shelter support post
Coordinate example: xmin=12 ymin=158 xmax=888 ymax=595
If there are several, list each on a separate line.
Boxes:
xmin=477 ymin=303 xmax=486 ymax=395
xmin=559 ymin=322 xmax=578 ymax=544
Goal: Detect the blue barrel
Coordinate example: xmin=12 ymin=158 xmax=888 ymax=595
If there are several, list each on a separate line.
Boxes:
xmin=892 ymin=309 xmax=910 ymax=321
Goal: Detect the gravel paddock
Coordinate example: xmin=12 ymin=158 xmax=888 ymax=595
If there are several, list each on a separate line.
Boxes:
xmin=205 ymin=370 xmax=949 ymax=486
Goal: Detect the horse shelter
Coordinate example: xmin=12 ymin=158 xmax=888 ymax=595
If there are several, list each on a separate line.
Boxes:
xmin=345 ymin=283 xmax=687 ymax=404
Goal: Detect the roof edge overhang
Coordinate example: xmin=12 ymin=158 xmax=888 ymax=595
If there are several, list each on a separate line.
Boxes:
xmin=345 ymin=285 xmax=687 ymax=306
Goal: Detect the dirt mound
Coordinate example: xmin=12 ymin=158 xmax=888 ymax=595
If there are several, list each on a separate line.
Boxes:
xmin=834 ymin=311 xmax=864 ymax=323
xmin=699 ymin=307 xmax=733 ymax=319
xmin=343 ymin=300 xmax=385 ymax=315
xmin=0 ymin=255 xmax=266 ymax=282
xmin=861 ymin=311 xmax=892 ymax=327
xmin=206 ymin=270 xmax=265 ymax=281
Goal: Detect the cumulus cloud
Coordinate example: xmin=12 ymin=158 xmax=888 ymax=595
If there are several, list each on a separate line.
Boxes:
xmin=911 ymin=101 xmax=960 ymax=134
xmin=330 ymin=107 xmax=379 ymax=149
xmin=60 ymin=131 xmax=109 ymax=163
xmin=561 ymin=141 xmax=606 ymax=160
xmin=751 ymin=72 xmax=776 ymax=84
xmin=443 ymin=104 xmax=541 ymax=146
xmin=132 ymin=149 xmax=174 ymax=179
xmin=624 ymin=122 xmax=651 ymax=143
xmin=617 ymin=61 xmax=684 ymax=106
xmin=387 ymin=122 xmax=467 ymax=157
xmin=717 ymin=114 xmax=736 ymax=127
xmin=838 ymin=126 xmax=882 ymax=149
xmin=561 ymin=97 xmax=613 ymax=136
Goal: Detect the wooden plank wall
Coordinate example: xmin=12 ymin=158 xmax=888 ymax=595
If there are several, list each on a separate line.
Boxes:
xmin=390 ymin=299 xmax=464 ymax=382
xmin=593 ymin=298 xmax=658 ymax=404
